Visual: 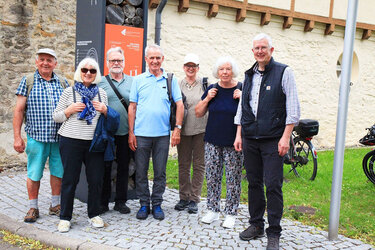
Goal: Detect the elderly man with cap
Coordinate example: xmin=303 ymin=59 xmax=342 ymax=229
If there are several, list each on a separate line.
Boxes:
xmin=174 ymin=53 xmax=209 ymax=214
xmin=13 ymin=48 xmax=69 ymax=223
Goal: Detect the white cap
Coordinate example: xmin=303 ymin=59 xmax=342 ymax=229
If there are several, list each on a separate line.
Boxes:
xmin=36 ymin=48 xmax=57 ymax=59
xmin=184 ymin=53 xmax=199 ymax=65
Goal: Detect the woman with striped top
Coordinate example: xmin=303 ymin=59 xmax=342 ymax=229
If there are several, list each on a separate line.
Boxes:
xmin=53 ymin=57 xmax=108 ymax=233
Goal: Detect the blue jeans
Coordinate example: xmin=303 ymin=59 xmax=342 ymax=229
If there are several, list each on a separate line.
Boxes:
xmin=59 ymin=136 xmax=104 ymax=220
xmin=135 ymin=135 xmax=170 ymax=207
xmin=243 ymin=137 xmax=284 ymax=237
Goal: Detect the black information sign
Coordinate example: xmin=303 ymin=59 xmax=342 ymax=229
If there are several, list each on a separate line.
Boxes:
xmin=75 ymin=0 xmax=106 ymax=74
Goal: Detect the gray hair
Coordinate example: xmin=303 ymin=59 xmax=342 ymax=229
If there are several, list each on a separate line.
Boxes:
xmin=106 ymin=47 xmax=125 ymax=61
xmin=212 ymin=56 xmax=239 ymax=79
xmin=252 ymin=33 xmax=273 ymax=48
xmin=145 ymin=44 xmax=164 ymax=57
xmin=74 ymin=57 xmax=102 ymax=84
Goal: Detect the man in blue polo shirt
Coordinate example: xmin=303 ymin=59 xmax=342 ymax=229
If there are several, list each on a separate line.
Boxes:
xmin=13 ymin=48 xmax=69 ymax=223
xmin=128 ymin=44 xmax=183 ymax=220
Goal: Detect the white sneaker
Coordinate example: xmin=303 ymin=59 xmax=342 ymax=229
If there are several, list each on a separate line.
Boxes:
xmin=222 ymin=215 xmax=236 ymax=229
xmin=201 ymin=211 xmax=219 ymax=224
xmin=89 ymin=216 xmax=104 ymax=228
xmin=58 ymin=220 xmax=71 ymax=233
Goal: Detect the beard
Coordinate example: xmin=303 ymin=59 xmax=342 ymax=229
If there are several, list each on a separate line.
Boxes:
xmin=110 ymin=67 xmax=123 ymax=74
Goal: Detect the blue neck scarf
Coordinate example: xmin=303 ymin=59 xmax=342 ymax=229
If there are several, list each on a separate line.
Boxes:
xmin=75 ymin=82 xmax=99 ymax=125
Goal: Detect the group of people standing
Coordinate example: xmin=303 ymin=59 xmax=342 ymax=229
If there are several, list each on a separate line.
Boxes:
xmin=13 ymin=33 xmax=300 ymax=250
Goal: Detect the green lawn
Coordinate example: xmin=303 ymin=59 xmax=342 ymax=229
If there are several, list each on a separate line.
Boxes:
xmin=150 ymin=147 xmax=375 ymax=246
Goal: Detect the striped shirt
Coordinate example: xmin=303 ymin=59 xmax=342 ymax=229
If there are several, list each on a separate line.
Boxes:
xmin=15 ymin=70 xmax=69 ymax=143
xmin=234 ymin=66 xmax=300 ymax=125
xmin=53 ymin=86 xmax=108 ymax=140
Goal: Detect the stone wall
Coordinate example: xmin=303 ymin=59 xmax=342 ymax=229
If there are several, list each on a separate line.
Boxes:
xmin=1 ymin=0 xmax=375 ymax=167
xmin=0 ymin=0 xmax=76 ymax=166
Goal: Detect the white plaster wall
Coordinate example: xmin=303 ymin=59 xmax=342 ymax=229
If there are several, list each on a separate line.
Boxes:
xmin=248 ymin=0 xmax=291 ymax=10
xmin=332 ymin=0 xmax=348 ymax=20
xmin=295 ymin=0 xmax=330 ymax=17
xmin=357 ymin=0 xmax=375 ymax=24
xmin=147 ymin=0 xmax=375 ymax=149
xmin=333 ymin=0 xmax=375 ymax=25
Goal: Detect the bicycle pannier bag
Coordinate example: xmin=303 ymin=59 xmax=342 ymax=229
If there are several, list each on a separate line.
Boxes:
xmin=359 ymin=124 xmax=375 ymax=145
xmin=295 ymin=119 xmax=319 ymax=137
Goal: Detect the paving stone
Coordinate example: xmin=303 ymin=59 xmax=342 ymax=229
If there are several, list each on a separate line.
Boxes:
xmin=0 ymin=172 xmax=373 ymax=250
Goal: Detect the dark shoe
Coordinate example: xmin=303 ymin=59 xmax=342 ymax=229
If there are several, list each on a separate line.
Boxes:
xmin=239 ymin=225 xmax=265 ymax=241
xmin=49 ymin=205 xmax=61 ymax=216
xmin=136 ymin=206 xmax=150 ymax=220
xmin=152 ymin=205 xmax=165 ymax=220
xmin=266 ymin=236 xmax=280 ymax=250
xmin=187 ymin=201 xmax=198 ymax=214
xmin=24 ymin=208 xmax=39 ymax=223
xmin=174 ymin=200 xmax=189 ymax=211
xmin=99 ymin=205 xmax=109 ymax=214
xmin=114 ymin=203 xmax=131 ymax=214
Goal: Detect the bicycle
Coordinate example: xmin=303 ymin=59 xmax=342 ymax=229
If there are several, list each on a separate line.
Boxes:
xmin=359 ymin=125 xmax=375 ymax=185
xmin=284 ymin=119 xmax=319 ymax=181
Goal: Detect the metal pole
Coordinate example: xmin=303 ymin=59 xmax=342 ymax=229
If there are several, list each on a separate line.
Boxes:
xmin=328 ymin=0 xmax=358 ymax=240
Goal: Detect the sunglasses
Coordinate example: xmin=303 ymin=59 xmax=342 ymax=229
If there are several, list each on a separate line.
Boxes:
xmin=81 ymin=68 xmax=97 ymax=74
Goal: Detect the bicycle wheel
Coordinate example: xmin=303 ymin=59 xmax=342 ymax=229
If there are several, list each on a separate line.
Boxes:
xmin=291 ymin=137 xmax=318 ymax=180
xmin=362 ymin=150 xmax=375 ymax=185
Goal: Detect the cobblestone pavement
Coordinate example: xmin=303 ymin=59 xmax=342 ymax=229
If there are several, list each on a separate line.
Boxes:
xmin=0 ymin=171 xmax=373 ymax=249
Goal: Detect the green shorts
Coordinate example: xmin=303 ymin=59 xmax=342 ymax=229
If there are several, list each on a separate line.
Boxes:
xmin=26 ymin=135 xmax=64 ymax=181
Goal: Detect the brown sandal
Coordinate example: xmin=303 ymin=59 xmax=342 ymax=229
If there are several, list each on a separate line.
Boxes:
xmin=24 ymin=208 xmax=39 ymax=223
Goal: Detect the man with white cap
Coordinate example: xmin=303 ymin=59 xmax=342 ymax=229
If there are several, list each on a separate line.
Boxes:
xmin=174 ymin=53 xmax=209 ymax=214
xmin=13 ymin=48 xmax=69 ymax=223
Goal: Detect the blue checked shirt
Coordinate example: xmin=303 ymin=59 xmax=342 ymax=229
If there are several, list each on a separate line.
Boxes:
xmin=16 ymin=70 xmax=69 ymax=142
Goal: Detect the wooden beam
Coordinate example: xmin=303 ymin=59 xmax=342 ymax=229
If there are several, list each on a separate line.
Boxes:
xmin=325 ymin=23 xmax=335 ymax=35
xmin=290 ymin=0 xmax=295 ymax=12
xmin=329 ymin=0 xmax=334 ymax=18
xmin=362 ymin=29 xmax=372 ymax=40
xmin=236 ymin=8 xmax=246 ymax=22
xmin=260 ymin=11 xmax=271 ymax=26
xmin=149 ymin=0 xmax=160 ymax=9
xmin=283 ymin=16 xmax=293 ymax=29
xmin=236 ymin=0 xmax=247 ymax=22
xmin=189 ymin=0 xmax=375 ymax=31
xmin=178 ymin=0 xmax=190 ymax=12
xmin=304 ymin=20 xmax=315 ymax=32
xmin=208 ymin=4 xmax=219 ymax=17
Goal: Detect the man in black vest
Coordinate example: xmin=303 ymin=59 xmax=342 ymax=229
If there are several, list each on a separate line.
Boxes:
xmin=234 ymin=33 xmax=300 ymax=250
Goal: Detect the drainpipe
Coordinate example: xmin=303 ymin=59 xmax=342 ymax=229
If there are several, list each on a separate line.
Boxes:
xmin=142 ymin=0 xmax=149 ymax=72
xmin=155 ymin=0 xmax=168 ymax=45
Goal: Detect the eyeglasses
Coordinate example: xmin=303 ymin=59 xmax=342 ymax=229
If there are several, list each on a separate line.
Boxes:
xmin=81 ymin=68 xmax=97 ymax=74
xmin=108 ymin=59 xmax=124 ymax=64
xmin=253 ymin=46 xmax=269 ymax=52
xmin=184 ymin=64 xmax=198 ymax=69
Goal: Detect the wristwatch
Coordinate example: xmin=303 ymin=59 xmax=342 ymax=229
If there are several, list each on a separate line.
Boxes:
xmin=175 ymin=125 xmax=182 ymax=129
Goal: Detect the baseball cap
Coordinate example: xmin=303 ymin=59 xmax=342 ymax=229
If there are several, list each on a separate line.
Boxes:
xmin=184 ymin=53 xmax=199 ymax=65
xmin=36 ymin=48 xmax=57 ymax=59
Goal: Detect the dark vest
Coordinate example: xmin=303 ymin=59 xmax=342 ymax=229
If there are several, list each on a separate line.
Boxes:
xmin=241 ymin=57 xmax=287 ymax=139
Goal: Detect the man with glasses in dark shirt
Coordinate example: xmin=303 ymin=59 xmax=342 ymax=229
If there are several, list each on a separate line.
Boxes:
xmin=98 ymin=47 xmax=133 ymax=215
